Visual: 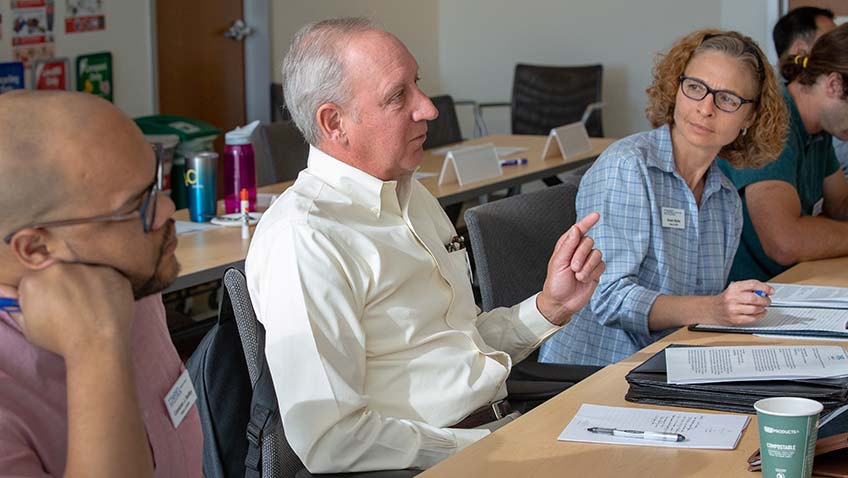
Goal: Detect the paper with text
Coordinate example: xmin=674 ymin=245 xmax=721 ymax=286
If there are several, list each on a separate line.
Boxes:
xmin=769 ymin=283 xmax=848 ymax=309
xmin=698 ymin=307 xmax=848 ymax=336
xmin=666 ymin=345 xmax=848 ymax=384
xmin=558 ymin=404 xmax=750 ymax=449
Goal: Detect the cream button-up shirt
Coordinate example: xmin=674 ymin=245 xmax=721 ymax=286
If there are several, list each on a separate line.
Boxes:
xmin=246 ymin=146 xmax=559 ymax=473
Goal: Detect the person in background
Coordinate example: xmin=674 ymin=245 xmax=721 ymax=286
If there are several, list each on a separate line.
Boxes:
xmin=773 ymin=6 xmax=836 ymax=60
xmin=720 ymin=24 xmax=848 ymax=282
xmin=0 ymin=91 xmax=202 ymax=477
xmin=540 ymin=30 xmax=788 ymax=367
xmin=246 ymin=17 xmax=605 ymax=474
xmin=772 ymin=6 xmax=847 ymax=175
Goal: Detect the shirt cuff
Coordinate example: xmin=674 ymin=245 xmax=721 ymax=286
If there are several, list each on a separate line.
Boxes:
xmin=621 ymin=286 xmax=662 ymax=338
xmin=518 ymin=292 xmax=561 ymax=343
xmin=450 ymin=428 xmax=491 ymax=452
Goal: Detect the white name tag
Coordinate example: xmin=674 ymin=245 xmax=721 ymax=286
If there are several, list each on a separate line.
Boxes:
xmin=661 ymin=207 xmax=685 ymax=229
xmin=164 ymin=368 xmax=197 ymax=429
xmin=812 ymin=197 xmax=824 ymax=217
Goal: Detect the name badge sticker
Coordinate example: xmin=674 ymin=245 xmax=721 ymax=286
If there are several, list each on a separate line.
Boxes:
xmin=812 ymin=197 xmax=824 ymax=217
xmin=661 ymin=207 xmax=685 ymax=229
xmin=164 ymin=368 xmax=197 ymax=429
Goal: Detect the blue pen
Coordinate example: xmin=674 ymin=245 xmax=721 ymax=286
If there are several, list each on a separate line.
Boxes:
xmin=499 ymin=158 xmax=528 ymax=167
xmin=0 ymin=297 xmax=20 ymax=312
xmin=754 ymin=290 xmax=769 ymax=298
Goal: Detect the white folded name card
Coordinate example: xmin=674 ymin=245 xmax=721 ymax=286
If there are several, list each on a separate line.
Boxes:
xmin=438 ymin=143 xmax=503 ymax=187
xmin=541 ymin=122 xmax=593 ymax=161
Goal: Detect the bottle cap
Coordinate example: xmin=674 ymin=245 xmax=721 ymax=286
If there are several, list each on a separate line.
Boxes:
xmin=240 ymin=188 xmax=249 ymax=201
xmin=225 ymin=120 xmax=260 ymax=145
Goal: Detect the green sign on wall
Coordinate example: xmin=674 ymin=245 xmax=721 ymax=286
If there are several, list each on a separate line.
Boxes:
xmin=76 ymin=52 xmax=112 ymax=102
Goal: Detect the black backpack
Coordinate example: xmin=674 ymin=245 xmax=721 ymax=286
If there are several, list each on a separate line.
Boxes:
xmin=186 ymin=269 xmax=294 ymax=478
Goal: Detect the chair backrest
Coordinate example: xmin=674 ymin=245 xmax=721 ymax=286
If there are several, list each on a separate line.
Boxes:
xmin=223 ymin=268 xmax=304 ymax=478
xmin=510 ymin=64 xmax=603 ymax=137
xmin=270 ymin=83 xmax=291 ymax=123
xmin=253 ymin=120 xmax=309 ymax=187
xmin=423 ymin=95 xmax=463 ymax=150
xmin=223 ymin=269 xmax=422 ymax=478
xmin=464 ymin=183 xmax=579 ymax=311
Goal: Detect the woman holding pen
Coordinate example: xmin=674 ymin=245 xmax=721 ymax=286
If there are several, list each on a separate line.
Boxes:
xmin=540 ymin=30 xmax=789 ymax=366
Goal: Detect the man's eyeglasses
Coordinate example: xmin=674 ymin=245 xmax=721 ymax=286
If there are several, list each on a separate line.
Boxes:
xmin=3 ymin=144 xmax=163 ymax=244
xmin=678 ymin=75 xmax=756 ymax=113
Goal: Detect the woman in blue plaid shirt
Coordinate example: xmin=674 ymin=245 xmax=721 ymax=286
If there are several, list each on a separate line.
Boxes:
xmin=540 ymin=30 xmax=790 ymax=366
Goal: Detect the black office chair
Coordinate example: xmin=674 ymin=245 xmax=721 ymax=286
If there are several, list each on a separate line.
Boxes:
xmin=224 ymin=268 xmax=420 ymax=478
xmin=479 ymin=64 xmax=604 ymax=186
xmin=424 ymin=95 xmax=464 ymax=150
xmin=270 ymin=83 xmax=292 ymax=123
xmin=253 ymin=120 xmax=309 ymax=187
xmin=464 ymin=183 xmax=602 ymax=407
xmin=479 ymin=64 xmax=604 ymax=137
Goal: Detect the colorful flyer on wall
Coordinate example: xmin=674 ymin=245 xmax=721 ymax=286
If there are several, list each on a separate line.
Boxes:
xmin=0 ymin=62 xmax=26 ymax=93
xmin=76 ymin=51 xmax=112 ymax=101
xmin=11 ymin=0 xmax=56 ymax=68
xmin=65 ymin=0 xmax=105 ymax=33
xmin=33 ymin=57 xmax=69 ymax=90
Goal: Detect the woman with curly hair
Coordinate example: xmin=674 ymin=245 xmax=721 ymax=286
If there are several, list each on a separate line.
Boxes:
xmin=539 ymin=30 xmax=788 ymax=367
xmin=719 ymin=24 xmax=848 ymax=283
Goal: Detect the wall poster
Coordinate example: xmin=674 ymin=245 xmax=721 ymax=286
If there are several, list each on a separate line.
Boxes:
xmin=10 ymin=0 xmax=55 ymax=68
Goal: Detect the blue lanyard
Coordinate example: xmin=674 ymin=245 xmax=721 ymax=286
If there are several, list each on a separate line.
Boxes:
xmin=0 ymin=297 xmax=20 ymax=313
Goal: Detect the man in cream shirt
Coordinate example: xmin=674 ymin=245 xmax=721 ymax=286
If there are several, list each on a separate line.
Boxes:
xmin=246 ymin=18 xmax=605 ymax=474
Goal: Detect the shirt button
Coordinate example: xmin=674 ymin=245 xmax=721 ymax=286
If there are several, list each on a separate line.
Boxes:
xmin=695 ymin=279 xmax=702 ymax=286
xmin=371 ymin=207 xmax=379 ymax=215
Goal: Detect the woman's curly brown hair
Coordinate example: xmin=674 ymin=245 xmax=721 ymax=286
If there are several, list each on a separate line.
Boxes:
xmin=645 ymin=29 xmax=788 ymax=169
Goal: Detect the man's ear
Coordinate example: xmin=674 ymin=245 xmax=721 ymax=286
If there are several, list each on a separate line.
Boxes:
xmin=316 ymin=103 xmax=347 ymax=145
xmin=8 ymin=229 xmax=60 ymax=271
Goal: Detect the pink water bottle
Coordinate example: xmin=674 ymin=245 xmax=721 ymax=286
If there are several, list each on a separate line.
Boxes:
xmin=223 ymin=120 xmax=260 ymax=213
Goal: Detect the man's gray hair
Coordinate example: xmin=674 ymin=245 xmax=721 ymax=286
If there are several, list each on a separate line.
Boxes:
xmin=282 ymin=17 xmax=378 ymax=145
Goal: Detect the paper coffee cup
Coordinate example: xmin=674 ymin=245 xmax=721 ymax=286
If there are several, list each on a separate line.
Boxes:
xmin=754 ymin=397 xmax=822 ymax=478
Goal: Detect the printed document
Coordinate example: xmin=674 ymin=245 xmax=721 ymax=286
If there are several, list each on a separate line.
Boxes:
xmin=769 ymin=283 xmax=848 ymax=308
xmin=698 ymin=307 xmax=848 ymax=335
xmin=666 ymin=345 xmax=848 ymax=384
xmin=558 ymin=404 xmax=750 ymax=449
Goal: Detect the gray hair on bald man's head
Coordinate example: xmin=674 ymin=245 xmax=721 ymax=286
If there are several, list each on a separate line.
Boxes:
xmin=282 ymin=17 xmax=378 ymax=145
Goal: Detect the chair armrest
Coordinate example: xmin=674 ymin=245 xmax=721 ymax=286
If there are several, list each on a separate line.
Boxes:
xmin=474 ymin=101 xmax=511 ymax=137
xmin=477 ymin=101 xmax=510 ymax=109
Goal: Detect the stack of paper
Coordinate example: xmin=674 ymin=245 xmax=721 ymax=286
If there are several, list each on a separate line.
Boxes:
xmin=665 ymin=345 xmax=848 ymax=385
xmin=558 ymin=403 xmax=750 ymax=449
xmin=692 ymin=307 xmax=848 ymax=338
xmin=770 ymin=283 xmax=848 ymax=309
xmin=625 ymin=345 xmax=848 ymax=414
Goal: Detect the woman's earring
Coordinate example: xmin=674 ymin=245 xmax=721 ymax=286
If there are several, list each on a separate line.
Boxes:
xmin=741 ymin=127 xmax=748 ymax=136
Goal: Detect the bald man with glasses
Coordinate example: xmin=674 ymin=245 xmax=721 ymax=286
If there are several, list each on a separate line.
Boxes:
xmin=0 ymin=91 xmax=202 ymax=477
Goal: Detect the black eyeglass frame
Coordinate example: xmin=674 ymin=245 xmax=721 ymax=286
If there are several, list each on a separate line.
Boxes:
xmin=3 ymin=144 xmax=163 ymax=244
xmin=678 ymin=75 xmax=757 ymax=113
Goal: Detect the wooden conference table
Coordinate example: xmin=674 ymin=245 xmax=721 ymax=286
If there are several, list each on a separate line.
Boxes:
xmin=168 ymin=134 xmax=615 ymax=293
xmin=417 ymin=257 xmax=848 ymax=478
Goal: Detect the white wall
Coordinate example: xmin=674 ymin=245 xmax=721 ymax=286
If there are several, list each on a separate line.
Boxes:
xmin=0 ymin=1 xmax=779 ymax=133
xmin=438 ymin=0 xmax=729 ymax=138
xmin=269 ymin=1 xmax=441 ymax=95
xmin=0 ymin=0 xmax=155 ymax=117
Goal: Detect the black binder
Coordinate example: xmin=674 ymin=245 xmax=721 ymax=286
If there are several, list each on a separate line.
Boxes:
xmin=624 ymin=344 xmax=848 ymax=414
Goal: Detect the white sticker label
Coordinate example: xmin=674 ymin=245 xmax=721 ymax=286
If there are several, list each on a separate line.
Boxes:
xmin=812 ymin=197 xmax=824 ymax=217
xmin=164 ymin=369 xmax=197 ymax=429
xmin=661 ymin=207 xmax=685 ymax=229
